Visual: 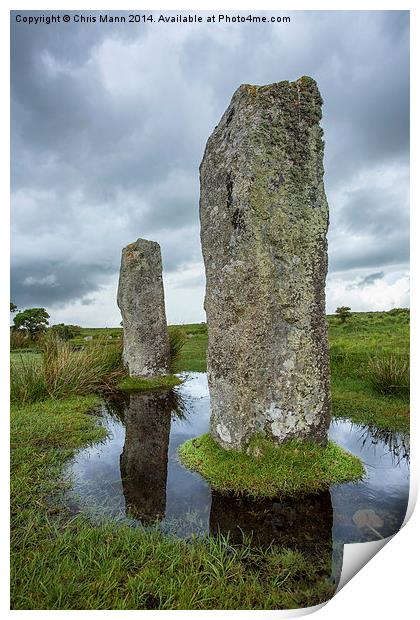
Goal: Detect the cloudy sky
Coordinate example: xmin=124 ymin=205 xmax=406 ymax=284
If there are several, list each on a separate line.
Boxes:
xmin=11 ymin=10 xmax=409 ymax=326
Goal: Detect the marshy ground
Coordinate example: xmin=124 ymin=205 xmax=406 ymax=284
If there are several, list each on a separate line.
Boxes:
xmin=10 ymin=310 xmax=409 ymax=609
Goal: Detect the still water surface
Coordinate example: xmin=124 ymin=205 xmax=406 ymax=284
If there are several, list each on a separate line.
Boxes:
xmin=64 ymin=372 xmax=409 ymax=560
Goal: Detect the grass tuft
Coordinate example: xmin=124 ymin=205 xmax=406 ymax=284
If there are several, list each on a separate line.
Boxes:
xmin=10 ymin=333 xmax=123 ymax=404
xmin=179 ymin=433 xmax=364 ymax=498
xmin=116 ymin=374 xmax=183 ymax=391
xmin=168 ymin=326 xmax=187 ymax=369
xmin=366 ymin=352 xmax=409 ymax=396
xmin=10 ymin=354 xmax=46 ymax=404
xmin=10 ymin=329 xmax=34 ymax=350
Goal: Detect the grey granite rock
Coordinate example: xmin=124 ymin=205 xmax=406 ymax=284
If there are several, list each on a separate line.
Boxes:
xmin=199 ymin=77 xmax=331 ymax=450
xmin=117 ymin=238 xmax=170 ymax=377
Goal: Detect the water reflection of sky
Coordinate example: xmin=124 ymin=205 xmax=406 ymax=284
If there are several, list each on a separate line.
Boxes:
xmin=64 ymin=372 xmax=409 ymax=548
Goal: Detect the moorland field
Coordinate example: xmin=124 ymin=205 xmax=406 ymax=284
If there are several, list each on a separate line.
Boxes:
xmin=10 ymin=310 xmax=409 ymax=609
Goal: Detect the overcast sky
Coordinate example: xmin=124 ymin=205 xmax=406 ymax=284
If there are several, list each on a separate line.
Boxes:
xmin=11 ymin=10 xmax=409 ymax=326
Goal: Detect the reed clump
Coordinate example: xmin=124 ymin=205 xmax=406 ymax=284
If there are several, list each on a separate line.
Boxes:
xmin=367 ymin=352 xmax=409 ymax=397
xmin=11 ymin=334 xmax=123 ymax=404
xmin=168 ymin=326 xmax=187 ymax=369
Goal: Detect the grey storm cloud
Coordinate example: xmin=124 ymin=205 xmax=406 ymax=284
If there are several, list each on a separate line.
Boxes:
xmin=358 ymin=272 xmax=385 ymax=287
xmin=346 ymin=271 xmax=385 ymax=290
xmin=337 ymin=186 xmax=409 ymax=237
xmin=11 ymin=10 xmax=409 ymax=313
xmin=11 ymin=262 xmax=116 ymax=309
xmin=329 ymin=233 xmax=409 ymax=273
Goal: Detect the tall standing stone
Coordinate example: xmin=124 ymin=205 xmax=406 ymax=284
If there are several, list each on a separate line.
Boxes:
xmin=117 ymin=238 xmax=170 ymax=377
xmin=200 ymin=77 xmax=331 ymax=450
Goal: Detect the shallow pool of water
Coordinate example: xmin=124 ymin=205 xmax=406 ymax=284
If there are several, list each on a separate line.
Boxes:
xmin=64 ymin=372 xmax=409 ymax=564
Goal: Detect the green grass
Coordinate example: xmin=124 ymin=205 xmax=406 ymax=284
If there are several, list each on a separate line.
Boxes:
xmin=171 ymin=324 xmax=208 ymax=373
xmin=116 ymin=374 xmax=183 ymax=391
xmin=11 ymin=397 xmax=335 ymax=609
xmin=69 ymin=327 xmax=123 ymax=347
xmin=331 ymin=379 xmax=409 ymax=432
xmin=328 ymin=311 xmax=409 ymax=432
xmin=366 ymin=352 xmax=409 ymax=396
xmin=179 ymin=433 xmax=364 ymax=498
xmin=10 ymin=311 xmax=409 ymax=608
xmin=11 ymin=312 xmax=408 ymax=431
xmin=10 ymin=350 xmax=41 ymax=366
xmin=172 ymin=312 xmax=409 ymax=432
xmin=168 ymin=325 xmax=187 ymax=369
xmin=10 ymin=335 xmax=123 ymax=405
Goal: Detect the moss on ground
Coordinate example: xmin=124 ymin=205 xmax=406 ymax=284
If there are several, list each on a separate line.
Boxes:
xmin=179 ymin=433 xmax=364 ymax=498
xmin=116 ymin=374 xmax=182 ymax=391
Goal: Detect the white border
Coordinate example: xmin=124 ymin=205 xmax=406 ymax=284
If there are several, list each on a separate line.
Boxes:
xmin=3 ymin=2 xmax=417 ymax=617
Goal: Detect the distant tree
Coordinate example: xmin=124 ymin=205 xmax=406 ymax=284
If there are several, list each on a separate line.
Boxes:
xmin=70 ymin=324 xmax=82 ymax=337
xmin=10 ymin=302 xmax=18 ymax=313
xmin=50 ymin=323 xmax=82 ymax=341
xmin=335 ymin=306 xmax=352 ymax=323
xmin=13 ymin=307 xmax=50 ymax=338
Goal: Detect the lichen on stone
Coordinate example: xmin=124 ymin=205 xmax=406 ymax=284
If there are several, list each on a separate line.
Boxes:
xmin=200 ymin=77 xmax=331 ymax=450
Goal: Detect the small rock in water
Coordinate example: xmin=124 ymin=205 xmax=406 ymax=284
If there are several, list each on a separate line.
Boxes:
xmin=352 ymin=509 xmax=384 ymax=531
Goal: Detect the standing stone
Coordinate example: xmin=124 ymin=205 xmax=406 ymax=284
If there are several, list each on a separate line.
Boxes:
xmin=117 ymin=238 xmax=170 ymax=377
xmin=199 ymin=77 xmax=331 ymax=450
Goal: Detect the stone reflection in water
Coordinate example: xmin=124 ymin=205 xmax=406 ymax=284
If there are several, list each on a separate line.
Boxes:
xmin=117 ymin=390 xmax=175 ymax=524
xmin=210 ymin=491 xmax=333 ymax=561
xmin=210 ymin=490 xmax=336 ymax=581
xmin=65 ymin=372 xmax=409 ymax=566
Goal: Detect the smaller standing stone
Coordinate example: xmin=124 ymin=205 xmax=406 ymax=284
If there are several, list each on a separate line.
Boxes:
xmin=117 ymin=238 xmax=170 ymax=377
